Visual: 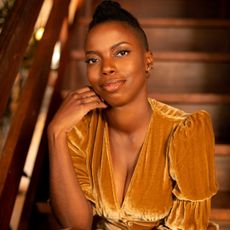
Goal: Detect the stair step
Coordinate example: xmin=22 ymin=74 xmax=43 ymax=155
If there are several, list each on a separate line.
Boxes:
xmin=79 ymin=17 xmax=230 ymax=28
xmin=74 ymin=18 xmax=230 ymax=52
xmin=212 ymin=191 xmax=230 ymax=210
xmin=153 ymin=52 xmax=230 ymax=62
xmin=215 ymin=144 xmax=230 ymax=156
xmin=92 ymin=0 xmax=230 ymax=18
xmin=149 ymin=93 xmax=230 ymax=104
xmin=211 ymin=209 xmax=230 ymax=222
xmin=71 ymin=50 xmax=230 ymax=63
xmin=215 ymin=221 xmax=230 ymax=230
xmin=140 ymin=18 xmax=230 ymax=28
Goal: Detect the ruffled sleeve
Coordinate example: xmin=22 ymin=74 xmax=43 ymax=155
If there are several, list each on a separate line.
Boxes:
xmin=165 ymin=110 xmax=218 ymax=229
xmin=66 ymin=114 xmax=95 ymax=203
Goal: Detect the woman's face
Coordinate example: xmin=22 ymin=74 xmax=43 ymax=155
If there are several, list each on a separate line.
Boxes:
xmin=85 ymin=21 xmax=153 ymax=107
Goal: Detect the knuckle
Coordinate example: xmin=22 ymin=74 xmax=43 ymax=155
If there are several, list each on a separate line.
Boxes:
xmin=72 ymin=93 xmax=80 ymax=100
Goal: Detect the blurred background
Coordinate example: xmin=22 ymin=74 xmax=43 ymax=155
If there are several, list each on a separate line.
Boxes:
xmin=0 ymin=0 xmax=229 ymax=229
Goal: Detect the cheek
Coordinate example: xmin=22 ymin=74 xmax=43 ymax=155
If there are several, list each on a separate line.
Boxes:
xmin=87 ymin=67 xmax=98 ymax=84
xmin=124 ymin=57 xmax=146 ymax=78
xmin=86 ymin=67 xmax=103 ymax=95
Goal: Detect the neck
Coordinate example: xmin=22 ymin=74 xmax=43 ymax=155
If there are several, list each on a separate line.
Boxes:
xmin=104 ymin=96 xmax=152 ymax=134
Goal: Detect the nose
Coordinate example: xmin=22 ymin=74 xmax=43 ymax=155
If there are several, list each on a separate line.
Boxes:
xmin=101 ymin=58 xmax=116 ymax=76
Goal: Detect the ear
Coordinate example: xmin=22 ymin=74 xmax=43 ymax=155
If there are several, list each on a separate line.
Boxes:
xmin=144 ymin=51 xmax=153 ymax=73
xmin=145 ymin=51 xmax=153 ymax=72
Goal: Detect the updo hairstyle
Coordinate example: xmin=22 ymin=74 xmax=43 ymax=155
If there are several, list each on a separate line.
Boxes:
xmin=88 ymin=0 xmax=149 ymax=50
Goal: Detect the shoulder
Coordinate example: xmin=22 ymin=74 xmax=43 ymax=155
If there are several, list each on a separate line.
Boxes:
xmin=148 ymin=98 xmax=212 ymax=129
xmin=148 ymin=98 xmax=188 ymax=125
xmin=172 ymin=109 xmax=213 ymax=142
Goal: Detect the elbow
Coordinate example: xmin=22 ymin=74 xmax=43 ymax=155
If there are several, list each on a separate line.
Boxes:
xmin=62 ymin=220 xmax=93 ymax=230
xmin=49 ymin=199 xmax=93 ymax=230
xmin=60 ymin=208 xmax=93 ymax=230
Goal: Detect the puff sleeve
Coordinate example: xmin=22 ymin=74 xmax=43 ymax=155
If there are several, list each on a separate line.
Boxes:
xmin=66 ymin=115 xmax=95 ymax=203
xmin=165 ymin=111 xmax=218 ymax=229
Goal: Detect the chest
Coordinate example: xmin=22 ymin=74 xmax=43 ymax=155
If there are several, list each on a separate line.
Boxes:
xmin=91 ymin=113 xmax=174 ymax=215
xmin=109 ymin=133 xmax=145 ymax=206
xmin=94 ymin=126 xmax=173 ymax=214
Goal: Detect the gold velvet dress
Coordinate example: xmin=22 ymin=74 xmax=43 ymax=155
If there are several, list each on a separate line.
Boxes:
xmin=67 ymin=98 xmax=218 ymax=230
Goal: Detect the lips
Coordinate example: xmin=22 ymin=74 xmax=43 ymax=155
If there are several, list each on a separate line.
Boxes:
xmin=100 ymin=79 xmax=126 ymax=93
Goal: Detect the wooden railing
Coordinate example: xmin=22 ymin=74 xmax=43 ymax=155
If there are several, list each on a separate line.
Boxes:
xmin=0 ymin=0 xmax=74 ymax=228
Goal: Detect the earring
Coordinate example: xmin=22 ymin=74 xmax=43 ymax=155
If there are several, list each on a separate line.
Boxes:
xmin=149 ymin=64 xmax=153 ymax=71
xmin=145 ymin=64 xmax=153 ymax=78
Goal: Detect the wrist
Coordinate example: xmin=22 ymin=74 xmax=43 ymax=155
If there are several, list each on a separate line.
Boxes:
xmin=47 ymin=122 xmax=67 ymax=140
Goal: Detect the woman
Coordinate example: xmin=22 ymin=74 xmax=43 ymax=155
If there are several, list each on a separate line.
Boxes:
xmin=48 ymin=1 xmax=218 ymax=229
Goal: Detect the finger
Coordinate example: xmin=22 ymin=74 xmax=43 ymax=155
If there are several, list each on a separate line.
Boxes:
xmin=61 ymin=92 xmax=99 ymax=109
xmin=78 ymin=87 xmax=105 ymax=103
xmin=76 ymin=86 xmax=92 ymax=94
xmin=67 ymin=91 xmax=97 ymax=105
xmin=83 ymin=100 xmax=107 ymax=112
xmin=78 ymin=90 xmax=97 ymax=99
xmin=59 ymin=87 xmax=105 ymax=113
xmin=61 ymin=90 xmax=70 ymax=99
xmin=78 ymin=95 xmax=101 ymax=105
xmin=64 ymin=86 xmax=92 ymax=99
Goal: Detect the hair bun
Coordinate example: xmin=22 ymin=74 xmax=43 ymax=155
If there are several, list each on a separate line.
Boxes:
xmin=98 ymin=0 xmax=121 ymax=9
xmin=93 ymin=0 xmax=122 ymax=21
xmin=88 ymin=0 xmax=149 ymax=50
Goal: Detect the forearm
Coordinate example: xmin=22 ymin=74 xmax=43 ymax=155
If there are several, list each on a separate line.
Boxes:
xmin=48 ymin=128 xmax=93 ymax=229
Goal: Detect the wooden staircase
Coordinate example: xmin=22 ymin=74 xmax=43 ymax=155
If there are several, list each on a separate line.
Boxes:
xmin=1 ymin=0 xmax=229 ymax=229
xmin=61 ymin=0 xmax=230 ymax=228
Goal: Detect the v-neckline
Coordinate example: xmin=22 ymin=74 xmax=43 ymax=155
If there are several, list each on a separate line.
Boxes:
xmin=104 ymin=100 xmax=155 ymax=209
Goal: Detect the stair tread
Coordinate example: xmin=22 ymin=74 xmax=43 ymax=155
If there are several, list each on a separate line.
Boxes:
xmin=140 ymin=18 xmax=230 ymax=28
xmin=211 ymin=209 xmax=230 ymax=221
xmin=70 ymin=50 xmax=230 ymax=62
xmin=79 ymin=17 xmax=230 ymax=28
xmin=214 ymin=221 xmax=230 ymax=230
xmin=149 ymin=93 xmax=230 ymax=104
xmin=153 ymin=52 xmax=230 ymax=62
xmin=212 ymin=191 xmax=230 ymax=209
xmin=215 ymin=144 xmax=230 ymax=155
xmin=215 ymin=144 xmax=230 ymax=156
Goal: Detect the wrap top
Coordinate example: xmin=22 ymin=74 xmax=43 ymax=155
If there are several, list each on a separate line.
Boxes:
xmin=67 ymin=98 xmax=218 ymax=229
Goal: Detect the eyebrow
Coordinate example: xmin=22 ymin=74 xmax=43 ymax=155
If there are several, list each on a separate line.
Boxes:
xmin=85 ymin=41 xmax=131 ymax=55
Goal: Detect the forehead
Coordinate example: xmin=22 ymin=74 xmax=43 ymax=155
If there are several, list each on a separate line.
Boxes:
xmin=85 ymin=21 xmax=143 ymax=50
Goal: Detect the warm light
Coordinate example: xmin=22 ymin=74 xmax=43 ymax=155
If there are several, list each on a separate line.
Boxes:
xmin=69 ymin=0 xmax=81 ymax=24
xmin=51 ymin=42 xmax=61 ymax=69
xmin=35 ymin=27 xmax=45 ymax=40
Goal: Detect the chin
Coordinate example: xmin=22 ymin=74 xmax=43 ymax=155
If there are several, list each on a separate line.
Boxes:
xmin=102 ymin=94 xmax=136 ymax=108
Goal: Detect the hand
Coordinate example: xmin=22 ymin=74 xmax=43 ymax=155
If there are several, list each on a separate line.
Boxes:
xmin=48 ymin=86 xmax=107 ymax=136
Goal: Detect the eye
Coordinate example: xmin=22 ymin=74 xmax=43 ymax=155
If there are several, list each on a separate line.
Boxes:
xmin=85 ymin=57 xmax=98 ymax=64
xmin=116 ymin=50 xmax=130 ymax=57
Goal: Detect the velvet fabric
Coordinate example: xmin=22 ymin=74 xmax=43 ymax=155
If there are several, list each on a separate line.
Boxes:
xmin=67 ymin=99 xmax=218 ymax=229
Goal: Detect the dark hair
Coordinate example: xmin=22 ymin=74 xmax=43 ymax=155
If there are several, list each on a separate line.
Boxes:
xmin=88 ymin=0 xmax=149 ymax=50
